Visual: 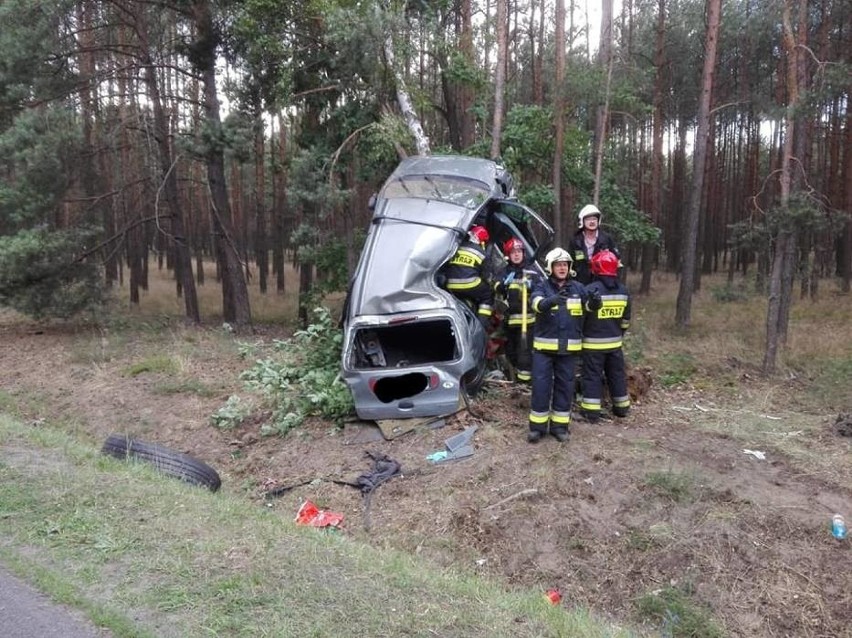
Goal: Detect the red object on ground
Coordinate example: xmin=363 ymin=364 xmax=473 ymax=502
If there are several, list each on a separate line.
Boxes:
xmin=544 ymin=589 xmax=562 ymax=605
xmin=295 ymin=500 xmax=344 ymax=528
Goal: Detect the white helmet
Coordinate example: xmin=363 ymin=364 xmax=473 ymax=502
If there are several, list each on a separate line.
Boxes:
xmin=545 ymin=247 xmax=573 ymax=274
xmin=578 ymin=204 xmax=602 ymax=229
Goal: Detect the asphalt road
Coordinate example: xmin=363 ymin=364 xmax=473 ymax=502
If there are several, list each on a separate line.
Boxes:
xmin=0 ymin=565 xmax=111 ymax=638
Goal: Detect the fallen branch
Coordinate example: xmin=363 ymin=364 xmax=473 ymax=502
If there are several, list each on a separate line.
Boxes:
xmin=484 ymin=488 xmax=538 ymax=511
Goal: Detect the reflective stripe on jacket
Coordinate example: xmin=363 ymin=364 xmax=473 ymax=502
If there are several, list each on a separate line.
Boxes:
xmin=444 ymin=240 xmax=487 ymax=290
xmin=530 ymin=277 xmax=587 ymax=354
xmin=495 ymin=264 xmax=540 ymax=328
xmin=582 ymin=278 xmax=631 ymax=351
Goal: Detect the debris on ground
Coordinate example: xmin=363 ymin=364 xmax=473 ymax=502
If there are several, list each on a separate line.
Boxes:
xmin=355 ymin=451 xmax=401 ymax=494
xmin=427 ymin=426 xmax=477 ymax=464
xmin=294 ymin=500 xmax=344 ymax=528
xmin=355 ymin=451 xmax=402 ymax=532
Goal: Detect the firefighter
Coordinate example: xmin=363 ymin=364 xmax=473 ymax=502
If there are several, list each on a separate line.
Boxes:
xmin=441 ymin=224 xmax=494 ymax=326
xmin=494 ymin=238 xmax=540 ymax=383
xmin=528 ymin=248 xmax=601 ymax=443
xmin=579 ymin=249 xmax=631 ymax=422
xmin=569 ymin=204 xmax=621 ymax=285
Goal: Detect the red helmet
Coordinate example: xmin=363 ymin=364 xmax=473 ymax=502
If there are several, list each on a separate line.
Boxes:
xmin=469 ymin=225 xmax=489 ymax=244
xmin=590 ymin=250 xmax=619 ymax=277
xmin=502 ymin=237 xmax=524 ymax=256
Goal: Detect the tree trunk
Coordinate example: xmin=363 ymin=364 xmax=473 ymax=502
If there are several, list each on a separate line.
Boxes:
xmin=592 ymin=0 xmax=614 ymax=205
xmin=136 ymin=4 xmax=200 ymax=324
xmin=840 ymin=98 xmax=852 ymax=293
xmin=641 ymin=0 xmax=666 ymax=294
xmin=532 ymin=0 xmax=544 ymax=105
xmin=490 ymin=0 xmax=508 ymax=160
xmin=383 ymin=13 xmax=429 ymax=156
xmin=458 ymin=0 xmax=475 ymax=149
xmin=191 ymin=0 xmax=252 ymax=331
xmin=763 ymin=0 xmax=801 ymax=374
xmin=273 ymin=116 xmax=288 ymax=294
xmin=675 ymin=0 xmax=721 ymax=328
xmin=551 ymin=0 xmax=565 ymax=245
xmin=254 ymin=107 xmax=268 ymax=294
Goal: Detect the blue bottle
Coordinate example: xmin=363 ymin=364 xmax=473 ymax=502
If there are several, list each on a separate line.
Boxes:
xmin=832 ymin=514 xmax=847 ymax=540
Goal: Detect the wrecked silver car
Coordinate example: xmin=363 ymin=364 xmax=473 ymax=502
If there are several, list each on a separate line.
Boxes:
xmin=341 ymin=156 xmax=553 ymax=421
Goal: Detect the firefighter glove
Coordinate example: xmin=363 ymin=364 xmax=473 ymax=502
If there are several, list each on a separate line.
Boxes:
xmin=557 ymin=285 xmax=572 ymax=298
xmin=587 ymin=291 xmax=602 ymax=311
xmin=538 ymin=295 xmax=560 ymax=311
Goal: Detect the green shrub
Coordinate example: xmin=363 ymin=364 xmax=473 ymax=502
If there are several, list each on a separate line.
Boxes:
xmin=210 ymin=395 xmax=251 ymax=430
xmin=238 ymin=307 xmax=353 ymax=436
xmin=709 ymin=283 xmax=750 ymax=303
xmin=0 ymin=226 xmax=103 ymax=319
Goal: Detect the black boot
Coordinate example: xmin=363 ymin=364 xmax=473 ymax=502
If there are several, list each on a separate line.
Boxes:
xmin=580 ymin=410 xmax=600 ymax=424
xmin=551 ymin=428 xmax=570 ymax=443
xmin=527 ymin=429 xmax=544 ymax=443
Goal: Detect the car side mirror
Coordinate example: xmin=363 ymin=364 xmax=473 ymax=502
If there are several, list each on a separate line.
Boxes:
xmin=368 ymin=193 xmax=377 ymax=211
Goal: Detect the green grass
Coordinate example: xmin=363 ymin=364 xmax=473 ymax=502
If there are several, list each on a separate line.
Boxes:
xmin=0 ymin=412 xmax=635 ymax=638
xmin=635 ymin=586 xmax=725 ymax=638
xmin=152 ymin=379 xmax=219 ymax=397
xmin=657 ymin=353 xmax=697 ymax=388
xmin=0 ymin=390 xmax=17 ymax=413
xmin=643 ymin=470 xmax=696 ymax=503
xmin=124 ymin=355 xmax=179 ymax=377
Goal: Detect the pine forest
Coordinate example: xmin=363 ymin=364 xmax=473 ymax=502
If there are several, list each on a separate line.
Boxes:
xmin=0 ymin=0 xmax=850 ymax=372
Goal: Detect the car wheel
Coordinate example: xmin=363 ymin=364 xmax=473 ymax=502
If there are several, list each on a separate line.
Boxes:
xmin=461 ymin=363 xmax=487 ymax=397
xmin=101 ymin=434 xmax=222 ymax=492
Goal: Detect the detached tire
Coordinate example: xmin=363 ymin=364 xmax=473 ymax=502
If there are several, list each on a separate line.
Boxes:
xmin=102 ymin=434 xmax=221 ymax=492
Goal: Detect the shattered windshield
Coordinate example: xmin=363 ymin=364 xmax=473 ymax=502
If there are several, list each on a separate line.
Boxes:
xmin=381 ymin=175 xmax=491 ymax=209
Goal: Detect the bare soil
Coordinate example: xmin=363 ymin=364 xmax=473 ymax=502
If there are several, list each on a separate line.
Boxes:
xmin=2 ymin=316 xmax=851 ymax=637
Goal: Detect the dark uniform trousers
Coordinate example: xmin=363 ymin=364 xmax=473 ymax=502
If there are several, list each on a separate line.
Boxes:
xmin=504 ymin=328 xmax=533 ymax=382
xmin=580 ymin=349 xmax=630 ymax=417
xmin=527 ymin=279 xmax=586 ymax=437
xmin=495 ymin=266 xmax=538 ymax=383
xmin=530 ymin=352 xmax=576 ymax=435
xmin=579 ymin=281 xmax=631 ymax=418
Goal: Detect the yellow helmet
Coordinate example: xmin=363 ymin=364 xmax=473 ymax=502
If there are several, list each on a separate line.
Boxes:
xmin=545 ymin=247 xmax=572 ymax=274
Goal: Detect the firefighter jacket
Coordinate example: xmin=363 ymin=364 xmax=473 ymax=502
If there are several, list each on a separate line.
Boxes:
xmin=494 ymin=263 xmax=540 ymax=328
xmin=582 ymin=275 xmax=631 ymax=351
xmin=568 ymin=229 xmax=620 ymax=284
xmin=443 ymin=238 xmax=488 ymax=291
xmin=530 ymin=277 xmax=590 ymax=354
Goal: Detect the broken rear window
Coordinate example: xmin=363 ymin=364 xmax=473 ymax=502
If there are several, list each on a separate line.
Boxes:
xmin=380 ymin=175 xmax=490 ymax=209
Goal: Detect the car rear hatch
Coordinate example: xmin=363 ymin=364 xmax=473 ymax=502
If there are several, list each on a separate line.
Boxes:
xmin=342 ymin=310 xmax=479 ymax=420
